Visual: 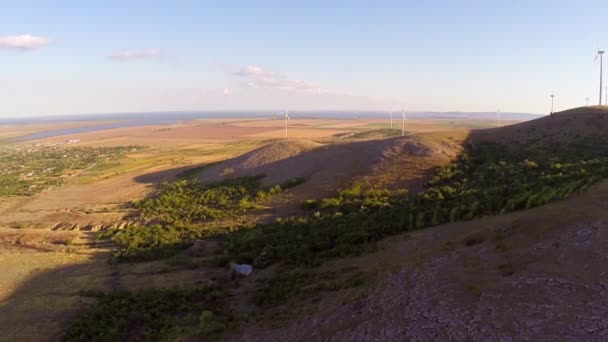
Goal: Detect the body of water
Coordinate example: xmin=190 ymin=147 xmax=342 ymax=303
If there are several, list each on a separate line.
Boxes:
xmin=13 ymin=118 xmax=178 ymax=141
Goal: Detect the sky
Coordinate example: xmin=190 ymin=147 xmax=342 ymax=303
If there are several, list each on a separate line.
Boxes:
xmin=2 ymin=0 xmax=608 ymax=117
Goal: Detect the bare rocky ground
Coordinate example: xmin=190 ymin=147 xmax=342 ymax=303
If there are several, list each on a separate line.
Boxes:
xmin=331 ymin=223 xmax=608 ymax=341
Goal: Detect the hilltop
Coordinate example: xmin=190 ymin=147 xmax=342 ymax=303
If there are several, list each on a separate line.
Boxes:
xmin=198 ymin=134 xmax=463 ymax=200
xmin=472 ymin=106 xmax=608 ymax=148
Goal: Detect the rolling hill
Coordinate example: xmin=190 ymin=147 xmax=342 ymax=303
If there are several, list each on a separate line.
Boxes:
xmin=472 ymin=106 xmax=608 ymax=147
xmin=198 ymin=133 xmax=463 ymax=201
xmin=236 ymin=107 xmax=608 ymax=340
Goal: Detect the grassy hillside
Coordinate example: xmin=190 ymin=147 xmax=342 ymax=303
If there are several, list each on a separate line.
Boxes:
xmin=472 ymin=106 xmax=608 ymax=148
xmin=63 ymin=107 xmax=608 ymax=340
xmin=243 ymin=178 xmax=608 ymax=340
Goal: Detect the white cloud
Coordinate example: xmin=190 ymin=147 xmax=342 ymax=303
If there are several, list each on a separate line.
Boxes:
xmin=108 ymin=49 xmax=162 ymax=61
xmin=233 ymin=65 xmax=354 ymax=97
xmin=0 ymin=34 xmax=49 ymax=50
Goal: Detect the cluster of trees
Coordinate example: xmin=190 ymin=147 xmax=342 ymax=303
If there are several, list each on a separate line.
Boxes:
xmin=106 ymin=175 xmax=307 ymax=261
xmin=135 ymin=176 xmax=267 ymax=225
xmin=305 ymin=181 xmax=402 ymax=212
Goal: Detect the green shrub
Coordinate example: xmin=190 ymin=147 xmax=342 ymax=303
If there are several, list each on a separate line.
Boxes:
xmin=302 ymin=199 xmax=318 ymax=210
xmin=320 ymin=197 xmax=342 ymax=209
xmin=107 ymin=176 xmax=296 ymax=261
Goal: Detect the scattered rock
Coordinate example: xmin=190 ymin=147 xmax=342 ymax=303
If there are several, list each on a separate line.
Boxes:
xmin=230 ymin=263 xmax=253 ymax=277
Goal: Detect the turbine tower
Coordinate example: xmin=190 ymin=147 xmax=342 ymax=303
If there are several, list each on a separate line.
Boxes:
xmin=401 ymin=109 xmax=406 ymax=136
xmin=550 ymin=94 xmax=555 ymax=114
xmin=389 ymin=110 xmax=393 ymax=129
xmin=283 ymin=110 xmax=290 ymax=140
xmin=496 ymin=109 xmax=501 ymax=128
xmin=586 ymin=97 xmax=590 ymax=106
xmin=596 ymin=48 xmax=605 ymax=105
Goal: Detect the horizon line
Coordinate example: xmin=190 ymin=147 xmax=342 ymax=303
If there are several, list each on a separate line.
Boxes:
xmin=0 ymin=108 xmax=545 ymax=120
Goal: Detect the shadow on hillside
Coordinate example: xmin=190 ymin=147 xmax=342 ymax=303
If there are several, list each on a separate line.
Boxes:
xmin=133 ymin=164 xmax=201 ymax=184
xmin=0 ymin=246 xmax=115 ymax=341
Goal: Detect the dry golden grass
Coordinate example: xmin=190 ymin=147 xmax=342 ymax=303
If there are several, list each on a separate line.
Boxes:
xmin=0 ymin=229 xmax=76 ymax=246
xmin=0 ymin=242 xmax=111 ymax=340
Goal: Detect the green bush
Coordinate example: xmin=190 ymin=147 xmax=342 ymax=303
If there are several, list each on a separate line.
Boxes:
xmin=302 ymin=199 xmax=318 ymax=210
xmin=136 ymin=176 xmax=265 ymax=225
xmin=106 ymin=176 xmax=298 ymax=261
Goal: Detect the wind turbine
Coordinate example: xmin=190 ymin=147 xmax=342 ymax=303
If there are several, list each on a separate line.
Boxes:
xmin=496 ymin=109 xmax=501 ymax=128
xmin=596 ymin=48 xmax=605 ymax=105
xmin=550 ymin=94 xmax=555 ymax=114
xmin=586 ymin=97 xmax=590 ymax=106
xmin=401 ymin=109 xmax=406 ymax=136
xmin=389 ymin=110 xmax=393 ymax=129
xmin=282 ymin=110 xmax=290 ymax=140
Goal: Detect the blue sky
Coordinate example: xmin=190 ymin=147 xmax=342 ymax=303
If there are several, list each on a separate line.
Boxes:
xmin=1 ymin=0 xmax=608 ymax=117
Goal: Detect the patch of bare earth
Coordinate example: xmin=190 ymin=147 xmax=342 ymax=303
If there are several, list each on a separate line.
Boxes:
xmin=0 ymin=171 xmax=150 ymax=231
